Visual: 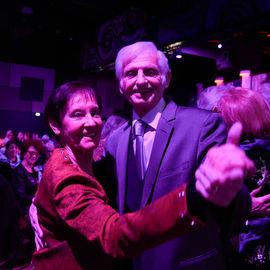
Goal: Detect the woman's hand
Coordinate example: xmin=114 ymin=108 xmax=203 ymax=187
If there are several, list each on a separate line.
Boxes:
xmin=29 ymin=198 xmax=47 ymax=251
xmin=250 ymin=186 xmax=270 ymax=216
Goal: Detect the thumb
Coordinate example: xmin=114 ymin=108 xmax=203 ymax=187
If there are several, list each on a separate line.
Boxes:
xmin=226 ymin=122 xmax=243 ymax=145
xmin=250 ymin=185 xmax=263 ymax=197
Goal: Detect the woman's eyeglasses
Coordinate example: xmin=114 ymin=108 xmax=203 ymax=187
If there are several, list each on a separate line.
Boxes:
xmin=27 ymin=151 xmax=40 ymax=157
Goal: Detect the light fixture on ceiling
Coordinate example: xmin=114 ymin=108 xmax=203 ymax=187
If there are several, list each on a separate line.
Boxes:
xmin=214 ymin=77 xmax=224 ymax=86
xmin=239 ymin=70 xmax=251 ymax=88
xmin=217 ymin=43 xmax=222 ymax=49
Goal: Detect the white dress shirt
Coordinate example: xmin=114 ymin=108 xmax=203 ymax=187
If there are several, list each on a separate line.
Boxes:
xmin=132 ymin=98 xmax=166 ymax=168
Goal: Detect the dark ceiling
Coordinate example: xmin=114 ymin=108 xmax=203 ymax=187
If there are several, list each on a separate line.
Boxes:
xmin=2 ymin=1 xmax=165 ymax=77
xmin=2 ymin=0 xmax=270 ymax=85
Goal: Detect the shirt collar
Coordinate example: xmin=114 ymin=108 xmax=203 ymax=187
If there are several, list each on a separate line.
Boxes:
xmin=132 ymin=98 xmax=166 ymax=130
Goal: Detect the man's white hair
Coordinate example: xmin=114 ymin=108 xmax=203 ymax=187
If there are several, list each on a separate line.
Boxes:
xmin=115 ymin=41 xmax=170 ymax=89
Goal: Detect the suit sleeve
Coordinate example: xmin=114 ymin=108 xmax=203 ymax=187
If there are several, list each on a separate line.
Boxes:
xmin=197 ymin=112 xmax=227 ymax=165
xmin=51 ymin=173 xmax=204 ymax=258
xmin=197 ymin=112 xmax=251 ymax=232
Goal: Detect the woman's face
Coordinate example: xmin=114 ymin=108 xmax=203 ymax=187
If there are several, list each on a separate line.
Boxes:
xmin=24 ymin=145 xmax=40 ymax=166
xmin=6 ymin=130 xmax=15 ymax=140
xmin=52 ymin=92 xmax=102 ymax=155
xmin=6 ymin=143 xmax=19 ymax=160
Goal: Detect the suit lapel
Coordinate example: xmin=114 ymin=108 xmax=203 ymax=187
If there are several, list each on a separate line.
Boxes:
xmin=116 ymin=122 xmax=131 ymax=215
xmin=140 ymin=101 xmax=177 ymax=207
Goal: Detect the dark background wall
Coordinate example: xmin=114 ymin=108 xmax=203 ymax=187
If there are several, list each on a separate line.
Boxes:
xmin=1 ymin=0 xmax=270 ymax=135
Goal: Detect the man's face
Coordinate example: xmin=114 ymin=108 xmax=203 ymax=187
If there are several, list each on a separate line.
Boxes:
xmin=120 ymin=50 xmax=169 ymax=117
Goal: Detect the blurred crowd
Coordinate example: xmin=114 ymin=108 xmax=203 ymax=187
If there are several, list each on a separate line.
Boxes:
xmin=0 ymin=130 xmax=57 ymax=268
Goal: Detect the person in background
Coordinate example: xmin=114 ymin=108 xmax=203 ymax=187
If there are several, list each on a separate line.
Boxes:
xmin=0 ymin=140 xmax=21 ymax=169
xmin=23 ymin=132 xmax=31 ymax=141
xmin=34 ymin=140 xmax=56 ymax=181
xmin=93 ymin=115 xmax=126 ymax=161
xmin=12 ymin=139 xmax=43 ymax=213
xmin=3 ymin=130 xmax=16 ymax=145
xmin=41 ymin=134 xmax=50 ymax=145
xmin=28 ymin=81 xmax=254 ymax=270
xmin=197 ymin=85 xmax=232 ymax=111
xmin=17 ymin=131 xmax=25 ymax=142
xmin=32 ymin=133 xmax=40 ymax=140
xmin=0 ymin=130 xmax=16 ymax=154
xmin=217 ymin=87 xmax=270 ymax=269
xmin=11 ymin=139 xmax=44 ymax=266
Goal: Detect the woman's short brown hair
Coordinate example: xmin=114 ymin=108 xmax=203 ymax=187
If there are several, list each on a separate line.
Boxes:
xmin=20 ymin=139 xmax=44 ymax=158
xmin=218 ymin=87 xmax=270 ymax=139
xmin=44 ymin=81 xmax=101 ymax=141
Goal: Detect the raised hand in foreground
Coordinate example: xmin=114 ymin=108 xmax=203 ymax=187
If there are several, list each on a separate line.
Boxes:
xmin=196 ymin=122 xmax=256 ymax=207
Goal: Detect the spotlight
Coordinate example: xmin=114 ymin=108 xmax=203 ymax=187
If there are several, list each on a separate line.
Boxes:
xmin=214 ymin=77 xmax=224 ymax=86
xmin=35 ymin=112 xmax=41 ymax=117
xmin=239 ymin=70 xmax=251 ymax=88
xmin=218 ymin=43 xmax=222 ymax=49
xmin=176 ymin=54 xmax=182 ymax=59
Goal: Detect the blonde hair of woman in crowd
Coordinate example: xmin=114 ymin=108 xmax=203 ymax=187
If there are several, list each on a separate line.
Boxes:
xmin=217 ymin=87 xmax=270 ymax=140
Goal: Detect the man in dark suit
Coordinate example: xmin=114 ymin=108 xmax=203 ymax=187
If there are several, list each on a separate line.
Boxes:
xmin=103 ymin=41 xmax=252 ymax=270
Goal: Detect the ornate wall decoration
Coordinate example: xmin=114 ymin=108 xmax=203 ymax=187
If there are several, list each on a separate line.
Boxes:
xmin=83 ymin=7 xmax=147 ymax=72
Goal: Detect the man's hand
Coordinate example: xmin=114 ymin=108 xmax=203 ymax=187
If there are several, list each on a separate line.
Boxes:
xmin=250 ymin=186 xmax=270 ymax=216
xmin=29 ymin=199 xmax=47 ymax=250
xmin=195 ymin=122 xmax=256 ymax=207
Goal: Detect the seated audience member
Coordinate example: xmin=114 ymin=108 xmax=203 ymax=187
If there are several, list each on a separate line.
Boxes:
xmin=0 ymin=140 xmax=21 ymax=169
xmin=218 ymin=87 xmax=270 ymax=269
xmin=11 ymin=139 xmax=44 ymax=266
xmin=41 ymin=134 xmax=50 ymax=145
xmin=3 ymin=130 xmax=16 ymax=144
xmin=35 ymin=140 xmax=56 ymax=181
xmin=12 ymin=139 xmax=43 ymax=212
xmin=197 ymin=85 xmax=232 ymax=111
xmin=32 ymin=133 xmax=39 ymax=140
xmin=17 ymin=131 xmax=24 ymax=142
xmin=44 ymin=140 xmax=56 ymax=159
xmin=23 ymin=132 xmax=31 ymax=141
xmin=0 ymin=130 xmax=16 ymax=154
xmin=27 ymin=81 xmax=255 ymax=270
xmin=93 ymin=115 xmax=126 ymax=161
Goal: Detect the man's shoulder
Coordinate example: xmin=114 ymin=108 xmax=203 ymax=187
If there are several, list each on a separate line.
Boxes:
xmin=164 ymin=101 xmax=224 ymax=123
xmin=105 ymin=120 xmax=130 ymax=143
